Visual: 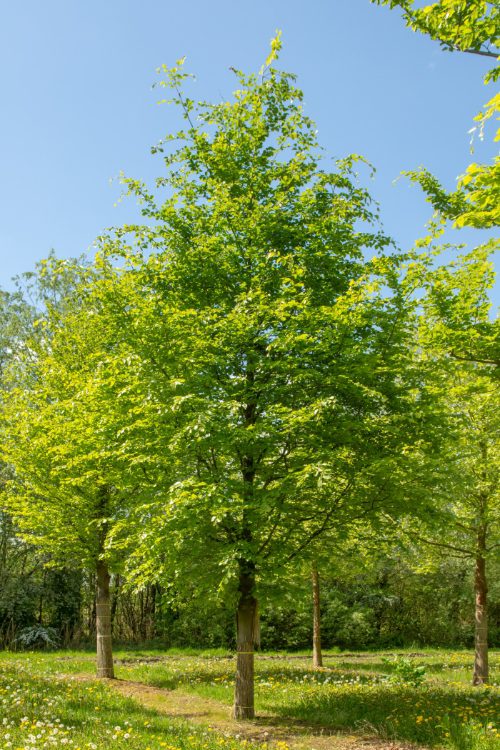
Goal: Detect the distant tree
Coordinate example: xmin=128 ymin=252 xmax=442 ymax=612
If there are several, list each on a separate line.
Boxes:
xmin=416 ymin=253 xmax=499 ymax=683
xmin=392 ymin=372 xmax=499 ymax=684
xmin=0 ymin=258 xmax=143 ymax=677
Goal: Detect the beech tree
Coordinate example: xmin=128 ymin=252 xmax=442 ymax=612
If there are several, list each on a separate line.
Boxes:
xmin=102 ymin=38 xmax=435 ymax=719
xmin=0 ymin=259 xmax=146 ymax=678
xmin=389 ymin=38 xmax=500 ymax=668
xmin=448 ymin=376 xmax=498 ymax=686
xmin=417 ymin=246 xmax=499 ymax=684
xmin=377 ymin=240 xmax=499 ymax=684
xmin=391 ymin=370 xmax=499 ymax=685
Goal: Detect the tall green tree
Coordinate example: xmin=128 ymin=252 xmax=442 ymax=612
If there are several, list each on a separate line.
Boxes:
xmin=391 ymin=369 xmax=499 ymax=684
xmin=103 ymin=38 xmax=434 ymax=718
xmin=0 ymin=259 xmax=146 ymax=677
xmin=417 ymin=246 xmax=499 ymax=683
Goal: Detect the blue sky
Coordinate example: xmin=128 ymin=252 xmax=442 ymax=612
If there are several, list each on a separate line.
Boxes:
xmin=0 ymin=0 xmax=497 ymax=301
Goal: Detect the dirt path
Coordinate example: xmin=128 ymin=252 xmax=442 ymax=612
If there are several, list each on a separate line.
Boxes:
xmin=90 ymin=675 xmax=421 ymax=750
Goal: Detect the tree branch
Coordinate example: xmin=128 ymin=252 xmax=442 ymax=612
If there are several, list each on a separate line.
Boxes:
xmin=459 ymin=47 xmax=499 ymax=59
xmin=451 ymin=350 xmax=500 ymax=366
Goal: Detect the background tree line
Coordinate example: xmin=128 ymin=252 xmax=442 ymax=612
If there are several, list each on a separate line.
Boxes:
xmin=1 ymin=518 xmax=498 ymax=652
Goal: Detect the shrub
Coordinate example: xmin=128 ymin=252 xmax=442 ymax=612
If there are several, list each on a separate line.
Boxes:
xmin=15 ymin=625 xmax=60 ymax=650
xmin=383 ymin=656 xmax=426 ymax=686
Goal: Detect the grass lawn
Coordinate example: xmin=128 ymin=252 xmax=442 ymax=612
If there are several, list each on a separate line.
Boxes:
xmin=0 ymin=652 xmax=246 ymax=750
xmin=0 ymin=648 xmax=498 ymax=750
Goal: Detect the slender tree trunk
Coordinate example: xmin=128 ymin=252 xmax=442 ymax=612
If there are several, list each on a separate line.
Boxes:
xmin=150 ymin=584 xmax=158 ymax=639
xmin=110 ymin=574 xmax=121 ymax=636
xmin=88 ymin=572 xmax=97 ymax=637
xmin=312 ymin=562 xmax=323 ymax=668
xmin=38 ymin=574 xmax=45 ymax=625
xmin=233 ymin=565 xmax=257 ymax=720
xmin=472 ymin=528 xmax=488 ymax=685
xmin=232 ymin=366 xmax=259 ymax=720
xmin=96 ymin=559 xmax=114 ymax=679
xmin=145 ymin=584 xmax=157 ymax=640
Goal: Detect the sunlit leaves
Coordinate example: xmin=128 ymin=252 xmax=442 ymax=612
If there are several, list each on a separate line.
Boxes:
xmin=90 ymin=39 xmax=438 ymax=606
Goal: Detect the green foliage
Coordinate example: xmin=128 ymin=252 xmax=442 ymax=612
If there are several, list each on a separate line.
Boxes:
xmin=398 ymin=366 xmax=500 ymax=571
xmin=44 ymin=568 xmax=83 ymax=639
xmin=371 ymin=1 xmax=500 ymax=74
xmin=98 ymin=39 xmax=436 ymax=616
xmin=15 ymin=624 xmax=60 ymax=650
xmin=0 ymin=289 xmax=34 ymax=374
xmin=122 ymin=555 xmax=498 ymax=651
xmin=0 ymin=258 xmax=142 ymax=574
xmin=404 ymin=165 xmax=500 ymax=230
xmin=260 ymin=601 xmax=313 ymax=651
xmin=382 ymin=655 xmax=427 ymax=686
xmin=417 ymin=244 xmax=499 ymax=369
xmin=0 ymin=510 xmax=84 ymax=647
xmin=371 ymin=0 xmax=500 ymax=242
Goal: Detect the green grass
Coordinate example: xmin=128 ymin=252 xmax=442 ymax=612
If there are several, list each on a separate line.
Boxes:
xmin=115 ymin=649 xmax=500 ymax=748
xmin=0 ymin=653 xmax=254 ymax=750
xmin=0 ymin=648 xmax=499 ymax=750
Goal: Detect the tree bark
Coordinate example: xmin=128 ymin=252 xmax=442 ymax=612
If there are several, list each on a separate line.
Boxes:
xmin=96 ymin=559 xmax=115 ymax=679
xmin=472 ymin=528 xmax=488 ymax=685
xmin=88 ymin=571 xmax=96 ymax=637
xmin=232 ymin=364 xmax=259 ymax=720
xmin=312 ymin=562 xmax=323 ymax=668
xmin=233 ymin=566 xmax=257 ymax=720
xmin=110 ymin=574 xmax=121 ymax=636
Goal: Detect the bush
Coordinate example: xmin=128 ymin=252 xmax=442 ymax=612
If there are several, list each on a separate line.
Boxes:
xmin=382 ymin=656 xmax=426 ymax=686
xmin=15 ymin=625 xmax=60 ymax=650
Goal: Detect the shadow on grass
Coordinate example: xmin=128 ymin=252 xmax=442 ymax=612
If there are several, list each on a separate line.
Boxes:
xmin=329 ymin=657 xmax=475 ymax=677
xmin=123 ymin=660 xmax=381 ymax=691
xmin=266 ymin=683 xmax=500 ymax=747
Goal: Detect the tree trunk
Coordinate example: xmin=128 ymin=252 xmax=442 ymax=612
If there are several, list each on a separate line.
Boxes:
xmin=150 ymin=584 xmax=158 ymax=640
xmin=233 ymin=567 xmax=257 ymax=720
xmin=233 ymin=368 xmax=259 ymax=720
xmin=472 ymin=529 xmax=488 ymax=685
xmin=96 ymin=559 xmax=114 ymax=679
xmin=110 ymin=574 xmax=121 ymax=636
xmin=312 ymin=562 xmax=323 ymax=668
xmin=38 ymin=571 xmax=45 ymax=625
xmin=88 ymin=572 xmax=96 ymax=637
